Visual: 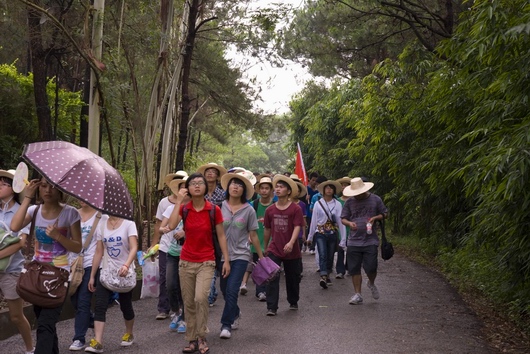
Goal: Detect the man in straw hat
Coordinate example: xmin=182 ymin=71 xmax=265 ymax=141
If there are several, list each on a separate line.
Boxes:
xmin=152 ymin=170 xmax=189 ymax=320
xmin=340 ymin=177 xmax=388 ymax=305
xmin=263 ymin=175 xmax=304 ymax=315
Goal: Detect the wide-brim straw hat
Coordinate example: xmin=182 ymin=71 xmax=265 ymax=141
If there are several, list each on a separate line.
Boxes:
xmin=336 ymin=176 xmax=352 ymax=185
xmin=272 ymin=175 xmax=299 ymax=199
xmin=221 ymin=172 xmax=255 ymax=200
xmin=0 ymin=169 xmax=24 ymax=204
xmin=294 ymin=181 xmax=307 ymax=199
xmin=164 ymin=170 xmax=189 ymax=187
xmin=317 ymin=180 xmax=343 ymax=195
xmin=342 ymin=177 xmax=374 ymax=197
xmin=169 ymin=176 xmax=188 ymax=195
xmin=289 ymin=174 xmax=302 ymax=182
xmin=255 ymin=176 xmax=273 ymax=190
xmin=197 ymin=163 xmax=227 ymax=178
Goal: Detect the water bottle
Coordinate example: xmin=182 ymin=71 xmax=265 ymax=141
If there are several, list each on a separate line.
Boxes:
xmin=366 ymin=222 xmax=373 ymax=235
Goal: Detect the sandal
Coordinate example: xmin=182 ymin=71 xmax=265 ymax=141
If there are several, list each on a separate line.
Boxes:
xmin=182 ymin=340 xmax=198 ymax=353
xmin=198 ymin=338 xmax=210 ymax=354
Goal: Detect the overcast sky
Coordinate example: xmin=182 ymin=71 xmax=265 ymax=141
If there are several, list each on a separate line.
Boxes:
xmin=230 ymin=0 xmax=311 ymax=114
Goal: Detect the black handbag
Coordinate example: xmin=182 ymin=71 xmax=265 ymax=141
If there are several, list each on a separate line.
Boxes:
xmin=376 ymin=217 xmax=394 ymax=260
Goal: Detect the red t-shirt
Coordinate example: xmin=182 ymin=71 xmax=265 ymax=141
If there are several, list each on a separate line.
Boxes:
xmin=264 ymin=202 xmax=304 ymax=260
xmin=179 ymin=200 xmax=223 ymax=263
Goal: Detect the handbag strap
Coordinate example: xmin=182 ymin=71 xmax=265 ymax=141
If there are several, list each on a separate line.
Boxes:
xmin=317 ymin=199 xmax=333 ymax=222
xmin=26 ymin=204 xmax=41 ymax=250
xmin=81 ymin=212 xmax=102 ymax=252
xmin=375 ymin=217 xmax=388 ymax=243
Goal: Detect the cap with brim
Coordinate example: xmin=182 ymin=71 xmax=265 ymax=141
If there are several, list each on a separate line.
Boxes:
xmin=221 ymin=172 xmax=255 ymax=200
xmin=197 ymin=163 xmax=227 ymax=178
xmin=0 ymin=169 xmax=25 ymax=204
xmin=255 ymin=176 xmax=273 ymax=191
xmin=336 ymin=176 xmax=351 ymax=185
xmin=272 ymin=175 xmax=299 ymax=199
xmin=317 ymin=180 xmax=343 ymax=195
xmin=164 ymin=170 xmax=188 ymax=187
xmin=342 ymin=177 xmax=374 ymax=197
xmin=169 ymin=177 xmax=188 ymax=195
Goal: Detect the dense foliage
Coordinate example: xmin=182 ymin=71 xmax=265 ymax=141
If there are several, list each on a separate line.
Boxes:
xmin=289 ymin=0 xmax=530 ymax=329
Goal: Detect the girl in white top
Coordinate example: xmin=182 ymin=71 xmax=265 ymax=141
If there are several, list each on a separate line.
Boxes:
xmin=11 ymin=177 xmax=82 ymax=354
xmin=86 ymin=216 xmax=138 ymax=353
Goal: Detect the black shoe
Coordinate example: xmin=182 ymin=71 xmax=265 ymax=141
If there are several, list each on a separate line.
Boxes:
xmin=319 ymin=277 xmax=328 ymax=289
xmin=289 ymin=304 xmax=298 ymax=310
xmin=266 ymin=309 xmax=277 ymax=316
xmin=326 ymin=277 xmax=332 ymax=286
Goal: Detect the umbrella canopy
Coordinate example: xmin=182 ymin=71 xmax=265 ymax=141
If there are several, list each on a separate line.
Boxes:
xmin=22 ymin=141 xmax=134 ymax=220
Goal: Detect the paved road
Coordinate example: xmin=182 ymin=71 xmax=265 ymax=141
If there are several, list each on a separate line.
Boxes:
xmin=2 ymin=252 xmax=491 ymax=353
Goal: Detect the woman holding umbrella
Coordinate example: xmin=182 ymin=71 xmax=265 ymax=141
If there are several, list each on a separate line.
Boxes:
xmin=11 ymin=177 xmax=82 ymax=354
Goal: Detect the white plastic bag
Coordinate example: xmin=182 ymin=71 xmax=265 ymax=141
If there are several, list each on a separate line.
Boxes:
xmin=140 ymin=258 xmax=160 ymax=299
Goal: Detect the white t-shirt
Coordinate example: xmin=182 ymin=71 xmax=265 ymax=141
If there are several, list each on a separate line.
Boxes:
xmin=69 ymin=212 xmax=108 ymax=268
xmin=98 ymin=219 xmax=138 ymax=268
xmin=156 ymin=197 xmax=174 ymax=253
xmin=28 ymin=204 xmax=80 ymax=270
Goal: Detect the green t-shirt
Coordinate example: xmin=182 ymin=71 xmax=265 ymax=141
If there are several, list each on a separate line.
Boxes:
xmin=251 ymin=199 xmax=274 ymax=253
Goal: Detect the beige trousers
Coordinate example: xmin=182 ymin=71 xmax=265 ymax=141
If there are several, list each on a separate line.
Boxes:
xmin=178 ymin=260 xmax=216 ymax=342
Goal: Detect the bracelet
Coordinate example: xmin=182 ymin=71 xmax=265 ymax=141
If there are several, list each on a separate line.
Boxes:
xmin=123 ymin=264 xmax=129 ymax=268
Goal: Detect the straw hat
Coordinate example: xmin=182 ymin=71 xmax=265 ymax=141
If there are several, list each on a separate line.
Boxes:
xmin=0 ymin=169 xmax=24 ymax=204
xmin=342 ymin=177 xmax=374 ymax=197
xmin=255 ymin=176 xmax=273 ymax=190
xmin=272 ymin=175 xmax=299 ymax=198
xmin=196 ymin=163 xmax=227 ymax=178
xmin=317 ymin=180 xmax=343 ymax=195
xmin=256 ymin=173 xmax=271 ymax=182
xmin=336 ymin=176 xmax=352 ymax=185
xmin=289 ymin=174 xmax=302 ymax=182
xmin=231 ymin=169 xmax=257 ymax=186
xmin=169 ymin=176 xmax=188 ymax=195
xmin=164 ymin=170 xmax=189 ymax=187
xmin=221 ymin=172 xmax=255 ymax=200
xmin=289 ymin=174 xmax=307 ymax=199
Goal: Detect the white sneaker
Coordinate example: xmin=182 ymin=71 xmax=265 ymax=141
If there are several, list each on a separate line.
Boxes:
xmin=257 ymin=292 xmax=266 ymax=301
xmin=367 ymin=281 xmax=380 ymax=300
xmin=349 ymin=293 xmax=363 ymax=305
xmin=231 ymin=312 xmax=241 ymax=330
xmin=239 ymin=284 xmax=248 ymax=295
xmin=69 ymin=340 xmax=85 ymax=351
xmin=25 ymin=348 xmax=35 ymax=354
xmin=120 ymin=333 xmax=134 ymax=347
xmin=220 ymin=328 xmax=231 ymax=339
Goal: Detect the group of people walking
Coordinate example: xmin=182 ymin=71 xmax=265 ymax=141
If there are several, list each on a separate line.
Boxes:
xmin=0 ymin=161 xmax=388 ymax=354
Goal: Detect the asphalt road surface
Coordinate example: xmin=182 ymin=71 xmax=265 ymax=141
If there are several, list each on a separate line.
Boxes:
xmin=2 ymin=252 xmax=491 ymax=353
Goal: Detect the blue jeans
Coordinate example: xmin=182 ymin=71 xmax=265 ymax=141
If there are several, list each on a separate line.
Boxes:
xmin=315 ymin=232 xmax=337 ymax=276
xmin=166 ymin=254 xmax=184 ymax=320
xmin=208 ymin=270 xmax=219 ymax=304
xmin=157 ymin=250 xmax=170 ymax=314
xmin=219 ymin=260 xmax=248 ymax=329
xmin=70 ymin=266 xmax=94 ymax=344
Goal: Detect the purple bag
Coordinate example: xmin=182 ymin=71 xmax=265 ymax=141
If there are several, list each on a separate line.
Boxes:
xmin=251 ymin=257 xmax=281 ymax=286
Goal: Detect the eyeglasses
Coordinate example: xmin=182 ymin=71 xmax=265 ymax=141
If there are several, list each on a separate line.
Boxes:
xmin=230 ymin=181 xmax=244 ymax=188
xmin=0 ymin=182 xmax=12 ymax=188
xmin=189 ymin=181 xmax=205 ymax=187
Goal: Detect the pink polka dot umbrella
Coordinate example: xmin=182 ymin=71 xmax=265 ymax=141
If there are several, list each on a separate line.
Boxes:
xmin=22 ymin=141 xmax=134 ymax=220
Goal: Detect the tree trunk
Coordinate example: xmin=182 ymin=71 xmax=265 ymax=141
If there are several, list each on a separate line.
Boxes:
xmin=27 ymin=3 xmax=53 ymax=141
xmin=175 ymin=0 xmax=201 ymax=170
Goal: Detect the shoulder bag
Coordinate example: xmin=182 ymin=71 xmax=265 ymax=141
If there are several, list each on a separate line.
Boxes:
xmin=317 ymin=199 xmax=339 ymax=236
xmin=68 ymin=212 xmax=101 ymax=296
xmin=16 ymin=205 xmax=70 ymax=308
xmin=0 ymin=221 xmax=22 ymax=271
xmin=99 ymin=220 xmax=136 ymax=293
xmin=376 ymin=217 xmax=394 ymax=261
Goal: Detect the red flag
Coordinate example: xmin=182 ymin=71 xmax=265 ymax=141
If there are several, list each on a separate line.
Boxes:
xmin=295 ymin=142 xmax=308 ymax=185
